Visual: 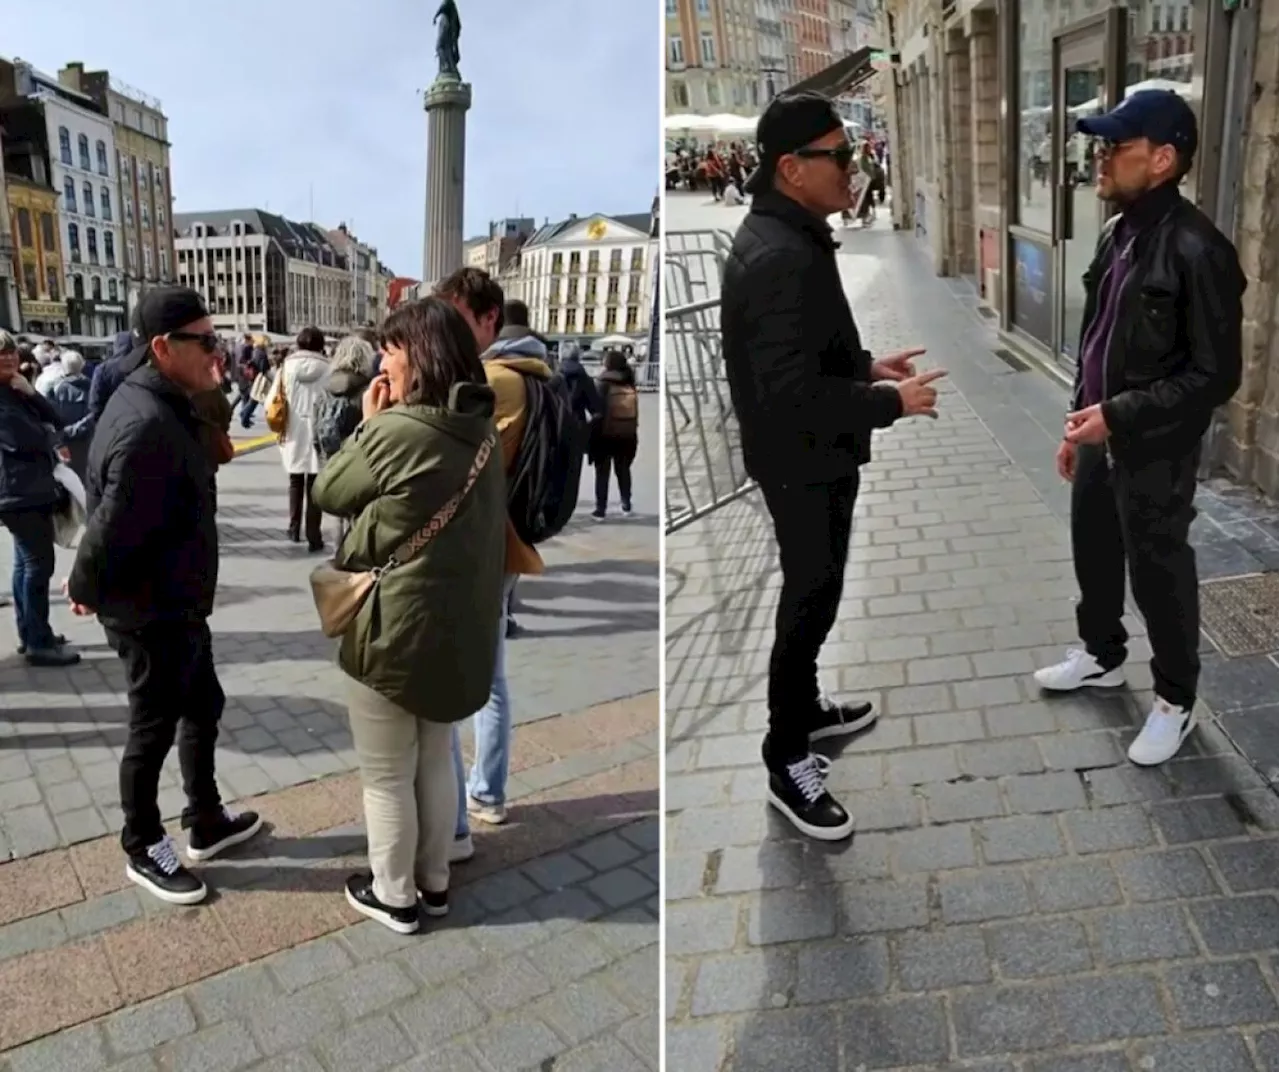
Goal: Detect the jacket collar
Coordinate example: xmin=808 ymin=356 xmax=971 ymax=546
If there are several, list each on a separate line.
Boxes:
xmin=750 ymin=190 xmax=838 ymax=251
xmin=126 ymin=361 xmax=199 ymax=415
xmin=1121 ymin=179 xmax=1183 ymax=232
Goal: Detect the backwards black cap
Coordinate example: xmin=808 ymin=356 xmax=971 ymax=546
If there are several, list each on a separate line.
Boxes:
xmin=121 ymin=286 xmax=210 ymax=374
xmin=744 ymin=91 xmax=846 ymax=195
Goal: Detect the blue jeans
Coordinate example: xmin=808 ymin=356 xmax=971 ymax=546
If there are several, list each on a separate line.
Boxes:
xmin=453 ymin=573 xmax=517 ymax=838
xmin=1 ymin=508 xmax=57 ymax=651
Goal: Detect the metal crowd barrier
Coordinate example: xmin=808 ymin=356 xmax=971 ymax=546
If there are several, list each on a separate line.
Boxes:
xmin=664 ymin=228 xmax=757 ymax=534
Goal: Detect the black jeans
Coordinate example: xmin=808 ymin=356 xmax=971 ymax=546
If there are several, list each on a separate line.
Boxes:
xmin=759 ymin=474 xmax=860 ymax=762
xmin=288 ymin=473 xmax=322 ymax=546
xmin=1071 ymin=442 xmax=1200 ymax=709
xmin=594 ymin=437 xmax=636 ymax=513
xmin=107 ymin=620 xmax=226 ymax=856
xmin=0 ymin=507 xmax=57 ymax=651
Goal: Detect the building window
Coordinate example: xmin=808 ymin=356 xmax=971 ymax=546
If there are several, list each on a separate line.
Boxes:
xmin=87 ymin=227 xmax=99 ymax=264
xmin=566 ymin=309 xmax=578 ymax=332
xmin=160 ymin=248 xmax=169 ymax=277
xmin=668 ymin=35 xmax=685 ymax=65
xmin=700 ymin=31 xmax=716 ymax=64
xmin=138 ymin=160 xmax=148 ymax=193
xmin=141 ymin=202 xmax=150 ymax=228
xmin=143 ymin=246 xmax=153 ymax=276
xmin=605 ymin=308 xmax=617 ymax=331
xmin=101 ymin=186 xmax=112 ymax=220
xmin=78 ymin=133 xmax=91 ymax=171
xmin=96 ymin=139 xmax=109 ymax=175
xmin=157 ymin=204 xmax=165 ymax=230
xmin=83 ymin=181 xmax=95 ymax=217
xmin=40 ymin=214 xmax=55 ymax=252
xmin=609 ymin=249 xmax=622 ymax=272
xmin=59 ymin=127 xmax=72 ymax=165
xmin=587 ymin=250 xmax=599 ymax=273
xmin=127 ymin=239 xmax=136 ymax=270
xmin=91 ymin=276 xmax=102 ymax=300
xmin=64 ymin=177 xmax=77 ymax=214
xmin=626 ymin=305 xmax=639 ymax=332
xmin=583 ymin=308 xmax=596 ymax=332
xmin=108 ymin=278 xmax=118 ymax=301
xmin=550 ymin=252 xmax=563 ymax=274
xmin=15 ymin=208 xmax=31 ymax=246
xmin=706 ymin=81 xmax=721 ymax=107
xmin=73 ymin=274 xmax=84 ymax=299
xmin=630 ymin=247 xmax=644 ymax=270
xmin=125 ymin=196 xmax=134 ymax=226
xmin=696 ymin=0 xmax=710 ymax=11
xmin=68 ymin=222 xmax=81 ymax=261
xmin=154 ymin=169 xmax=164 ymax=196
xmin=46 ymin=267 xmax=60 ymax=301
xmin=104 ymin=232 xmax=115 ymax=267
xmin=23 ymin=264 xmax=38 ymax=299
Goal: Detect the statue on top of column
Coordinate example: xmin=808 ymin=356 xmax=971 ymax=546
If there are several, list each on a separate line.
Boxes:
xmin=434 ymin=0 xmax=462 ymax=80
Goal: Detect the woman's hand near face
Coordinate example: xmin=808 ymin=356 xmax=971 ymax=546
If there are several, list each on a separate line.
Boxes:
xmin=362 ymin=375 xmax=393 ymax=422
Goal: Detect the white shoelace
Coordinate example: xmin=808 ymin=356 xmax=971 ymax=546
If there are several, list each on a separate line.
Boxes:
xmin=787 ymin=754 xmax=833 ymax=804
xmin=146 ymin=836 xmax=182 ymax=876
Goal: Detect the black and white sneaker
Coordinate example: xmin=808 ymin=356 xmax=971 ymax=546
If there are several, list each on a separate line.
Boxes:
xmin=766 ymin=754 xmax=855 ymax=841
xmin=186 ymin=809 xmax=264 ymax=862
xmin=1033 ymin=648 xmax=1125 ymax=691
xmin=418 ymin=888 xmax=449 ymax=918
xmin=126 ymin=836 xmax=208 ymax=905
xmin=345 ymin=873 xmax=420 ymax=934
xmin=810 ymin=694 xmax=877 ymax=742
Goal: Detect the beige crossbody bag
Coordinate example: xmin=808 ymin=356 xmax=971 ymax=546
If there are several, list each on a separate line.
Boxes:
xmin=309 ymin=433 xmax=496 ymax=638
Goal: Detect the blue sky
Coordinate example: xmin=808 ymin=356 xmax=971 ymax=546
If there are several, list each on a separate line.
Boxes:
xmin=10 ymin=0 xmax=659 ymax=277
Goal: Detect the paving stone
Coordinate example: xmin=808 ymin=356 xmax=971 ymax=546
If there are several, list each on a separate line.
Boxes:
xmin=1064 ymin=804 xmax=1154 ymax=853
xmin=1254 ymin=1028 xmax=1279 ymax=1072
xmin=1164 ymin=960 xmax=1277 ymax=1029
xmin=187 ymin=964 xmax=282 ymax=1024
xmin=554 ymin=1034 xmax=650 ymax=1072
xmin=894 ymin=928 xmax=991 ymax=990
xmin=247 ymin=986 xmax=341 ymax=1055
xmin=1093 ymin=903 xmax=1199 ymax=964
xmin=391 ymin=986 xmax=487 ymax=1051
xmin=839 ymin=877 xmax=930 ymax=932
xmin=1025 ymin=1055 xmax=1129 ymax=1072
xmin=264 ymin=937 xmax=352 ymax=992
xmin=0 ymin=911 xmax=69 ymax=961
xmin=1038 ymin=731 xmax=1123 ymax=770
xmin=1082 ymin=764 xmax=1174 ymax=805
xmin=952 ymin=985 xmax=1062 ymax=1057
xmin=243 ymin=1051 xmax=324 ymax=1072
xmin=462 ymin=952 xmax=551 ymax=1013
xmin=890 ymin=822 xmax=978 ymax=871
xmin=884 ymin=746 xmax=960 ymax=786
xmin=665 ymin=898 xmax=740 ymax=955
xmin=977 ymin=814 xmax=1066 ymax=863
xmin=939 ymin=870 xmax=1033 ymax=923
xmin=162 ymin=1021 xmax=260 ymax=1072
xmin=959 ymin=739 xmax=1044 ymax=778
xmin=103 ymin=996 xmax=197 ymax=1055
xmin=316 ymin=960 xmax=418 ymax=1019
xmin=313 ymin=1013 xmax=415 ymax=1072
xmin=1052 ymin=973 xmax=1168 ymax=1044
xmin=714 ymin=841 xmax=804 ymax=893
xmin=729 ymin=1007 xmax=838 ymax=1072
xmin=746 ymin=886 xmax=836 ymax=945
xmin=665 ymin=1023 xmax=727 ymax=1072
xmin=690 ymin=949 xmax=795 ymax=1015
xmin=985 ymin=918 xmax=1093 ymax=978
xmin=841 ymin=995 xmax=949 ymax=1069
xmin=521 ymin=850 xmax=594 ymax=892
xmin=6 ymin=1025 xmax=110 ymax=1072
xmin=1003 ymin=771 xmax=1087 ymax=813
xmin=1150 ymin=797 xmax=1247 ymax=843
xmin=845 ymin=786 xmax=921 ymax=831
xmin=921 ymin=779 xmax=1005 ymax=822
xmin=1210 ymin=837 xmax=1279 ymax=893
xmin=793 ymin=937 xmax=889 ymax=1003
xmin=468 ymin=1011 xmax=566 ymax=1072
xmin=1132 ymin=1032 xmax=1257 ymax=1072
xmin=586 ymin=866 xmax=656 ymax=909
xmin=1114 ymin=847 xmax=1219 ymax=901
xmin=1188 ymin=894 xmax=1278 ymax=955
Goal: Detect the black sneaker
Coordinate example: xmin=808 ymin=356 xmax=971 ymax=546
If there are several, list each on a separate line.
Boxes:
xmin=186 ymin=809 xmax=264 ymax=862
xmin=590 ymin=510 xmax=606 ymax=522
xmin=809 ymin=694 xmax=877 ymax=743
xmin=766 ymin=754 xmax=855 ymax=841
xmin=416 ymin=887 xmax=449 ymax=918
xmin=621 ymin=503 xmax=633 ymax=516
xmin=25 ymin=644 xmax=80 ymax=668
xmin=126 ymin=836 xmax=208 ymax=904
xmin=18 ymin=633 xmax=67 ymax=656
xmin=345 ymin=873 xmax=420 ymax=934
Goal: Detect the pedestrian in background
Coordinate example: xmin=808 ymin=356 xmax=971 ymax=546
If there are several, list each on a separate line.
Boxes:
xmin=0 ymin=330 xmax=78 ymax=667
xmin=591 ymin=349 xmax=639 ymax=520
xmin=1038 ymin=90 xmax=1245 ymax=768
xmin=49 ymin=350 xmax=94 ymax=482
xmin=311 ymin=297 xmax=506 ymax=933
xmin=557 ymin=340 xmax=602 ymax=422
xmin=266 ymin=327 xmax=331 ymax=552
xmin=314 ymin=333 xmax=376 ymax=548
xmin=722 ymin=91 xmax=946 ymax=841
xmin=67 ymin=287 xmax=262 ymax=906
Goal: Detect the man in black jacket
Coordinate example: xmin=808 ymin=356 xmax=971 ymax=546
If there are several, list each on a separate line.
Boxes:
xmin=1035 ymin=90 xmax=1245 ymax=768
xmin=67 ymin=288 xmax=262 ymax=905
xmin=722 ymin=92 xmax=946 ymax=840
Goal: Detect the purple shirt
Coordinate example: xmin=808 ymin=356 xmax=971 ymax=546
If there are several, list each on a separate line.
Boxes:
xmin=1079 ymin=220 xmax=1132 ymax=408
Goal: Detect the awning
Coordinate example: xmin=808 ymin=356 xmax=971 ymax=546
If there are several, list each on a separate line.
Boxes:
xmin=784 ymin=46 xmax=897 ymax=99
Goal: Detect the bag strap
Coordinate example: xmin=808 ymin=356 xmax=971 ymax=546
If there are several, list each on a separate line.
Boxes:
xmin=379 ymin=432 xmax=497 ymax=575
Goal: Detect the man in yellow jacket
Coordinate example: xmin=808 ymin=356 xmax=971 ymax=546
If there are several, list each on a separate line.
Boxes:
xmin=435 ymin=270 xmax=548 ymax=860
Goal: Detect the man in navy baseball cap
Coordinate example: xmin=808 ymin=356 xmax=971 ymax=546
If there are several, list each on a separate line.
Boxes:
xmin=1076 ymin=88 xmax=1198 ymax=202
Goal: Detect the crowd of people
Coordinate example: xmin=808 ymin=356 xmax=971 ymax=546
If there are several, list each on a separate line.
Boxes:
xmin=0 ymin=265 xmax=642 ymax=932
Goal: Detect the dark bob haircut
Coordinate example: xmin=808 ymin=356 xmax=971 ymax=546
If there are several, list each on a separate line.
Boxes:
xmin=296 ymin=326 xmax=326 ymax=353
xmin=379 ymin=297 xmax=486 ymax=407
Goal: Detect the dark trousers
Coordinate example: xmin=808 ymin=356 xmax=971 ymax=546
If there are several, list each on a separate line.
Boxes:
xmin=1071 ymin=442 xmax=1200 ymax=709
xmin=594 ymin=437 xmax=636 ymax=513
xmin=0 ymin=508 xmax=56 ymax=651
xmin=239 ymin=395 xmax=258 ymax=427
xmin=759 ymin=475 xmax=860 ymax=762
xmin=288 ymin=473 xmax=322 ymax=545
xmin=106 ymin=620 xmax=225 ymax=856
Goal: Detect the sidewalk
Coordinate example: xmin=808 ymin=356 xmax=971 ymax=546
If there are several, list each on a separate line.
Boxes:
xmin=0 ymin=408 xmax=660 ymax=1071
xmin=664 ymin=213 xmax=1278 ymax=1071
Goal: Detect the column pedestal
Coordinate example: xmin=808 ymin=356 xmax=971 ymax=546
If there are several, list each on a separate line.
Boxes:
xmin=422 ymin=77 xmax=472 ymax=288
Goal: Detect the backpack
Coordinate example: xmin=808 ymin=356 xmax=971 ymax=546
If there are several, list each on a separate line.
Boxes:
xmin=507 ymin=372 xmax=587 ymax=545
xmin=312 ymin=394 xmax=359 ymax=463
xmin=601 ymin=383 xmax=638 ymax=439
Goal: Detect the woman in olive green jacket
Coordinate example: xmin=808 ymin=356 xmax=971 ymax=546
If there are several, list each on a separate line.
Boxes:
xmin=311 ymin=297 xmax=506 ymax=934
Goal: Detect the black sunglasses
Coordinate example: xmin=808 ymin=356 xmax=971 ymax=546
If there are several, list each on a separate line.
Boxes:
xmin=793 ymin=145 xmax=856 ymax=168
xmin=167 ymin=331 xmax=221 ymax=354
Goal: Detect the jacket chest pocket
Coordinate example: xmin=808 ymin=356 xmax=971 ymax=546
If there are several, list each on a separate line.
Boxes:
xmin=1124 ymin=284 xmax=1179 ymax=377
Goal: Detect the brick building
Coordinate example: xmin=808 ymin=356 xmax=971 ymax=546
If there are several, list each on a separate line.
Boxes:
xmin=879 ymin=0 xmax=1278 ymax=496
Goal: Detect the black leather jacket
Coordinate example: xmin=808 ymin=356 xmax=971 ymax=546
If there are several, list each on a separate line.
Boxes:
xmin=721 ymin=190 xmax=902 ymax=483
xmin=1076 ymin=181 xmax=1245 ymax=459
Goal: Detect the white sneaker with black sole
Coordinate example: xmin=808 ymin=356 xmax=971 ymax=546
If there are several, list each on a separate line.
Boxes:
xmin=810 ymin=694 xmax=877 ymax=742
xmin=1128 ymin=698 xmax=1195 ymax=766
xmin=766 ymin=754 xmax=855 ymax=841
xmin=126 ymin=836 xmax=208 ymax=905
xmin=1033 ymin=648 xmax=1126 ymax=691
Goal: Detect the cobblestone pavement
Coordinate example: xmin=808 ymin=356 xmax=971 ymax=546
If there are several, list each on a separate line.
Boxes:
xmin=0 ymin=404 xmax=657 ymax=861
xmin=664 ymin=216 xmax=1279 ymax=1071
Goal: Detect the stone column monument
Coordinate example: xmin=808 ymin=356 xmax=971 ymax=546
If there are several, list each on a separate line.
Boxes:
xmin=421 ymin=0 xmax=471 ymax=286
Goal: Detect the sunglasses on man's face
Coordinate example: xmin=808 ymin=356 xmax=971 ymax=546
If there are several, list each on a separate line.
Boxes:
xmin=793 ymin=145 xmax=856 ymax=169
xmin=167 ymin=331 xmax=221 ymax=354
